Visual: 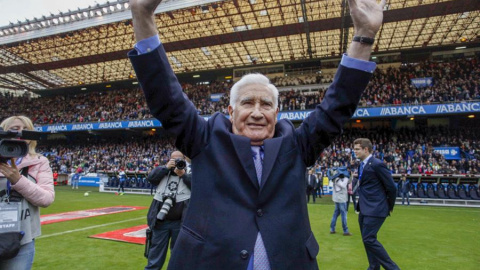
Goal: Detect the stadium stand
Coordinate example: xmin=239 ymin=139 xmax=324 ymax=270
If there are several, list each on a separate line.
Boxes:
xmin=0 ymin=55 xmax=479 ymax=124
xmin=0 ymin=0 xmax=478 ymax=207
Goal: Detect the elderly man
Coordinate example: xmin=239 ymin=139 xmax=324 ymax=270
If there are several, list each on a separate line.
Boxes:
xmin=128 ymin=0 xmax=385 ymax=269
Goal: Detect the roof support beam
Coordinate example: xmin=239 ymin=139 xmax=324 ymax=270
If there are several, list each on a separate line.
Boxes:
xmin=0 ymin=0 xmax=478 ymax=75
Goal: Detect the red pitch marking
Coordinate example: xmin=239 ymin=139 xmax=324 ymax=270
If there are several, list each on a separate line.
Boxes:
xmin=89 ymin=224 xmax=148 ymax=245
xmin=40 ymin=206 xmax=147 ymax=225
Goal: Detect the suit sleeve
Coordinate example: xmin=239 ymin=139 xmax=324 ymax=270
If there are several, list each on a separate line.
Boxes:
xmin=295 ymin=65 xmax=372 ymax=166
xmin=375 ymin=162 xmax=397 ymax=212
xmin=182 ymin=172 xmax=192 ymax=189
xmin=128 ymin=45 xmax=208 ymax=158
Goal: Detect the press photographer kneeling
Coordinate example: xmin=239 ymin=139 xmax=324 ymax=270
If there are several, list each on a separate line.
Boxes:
xmin=144 ymin=151 xmax=191 ymax=270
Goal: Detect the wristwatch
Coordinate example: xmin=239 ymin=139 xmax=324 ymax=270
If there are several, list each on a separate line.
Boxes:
xmin=353 ymin=36 xmax=375 ymax=45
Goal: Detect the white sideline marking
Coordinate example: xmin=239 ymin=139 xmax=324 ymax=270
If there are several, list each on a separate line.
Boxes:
xmin=405 ymin=207 xmax=480 ymax=213
xmin=38 ymin=217 xmax=145 ymax=239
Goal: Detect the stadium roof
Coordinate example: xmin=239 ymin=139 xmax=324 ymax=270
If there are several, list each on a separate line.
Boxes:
xmin=0 ymin=0 xmax=479 ymax=94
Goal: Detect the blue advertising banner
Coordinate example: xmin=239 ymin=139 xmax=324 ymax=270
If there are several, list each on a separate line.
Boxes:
xmin=79 ymin=177 xmax=101 ymax=187
xmin=433 ymin=147 xmax=461 ymax=160
xmin=411 ymin=77 xmax=433 ymax=88
xmin=35 ymin=102 xmax=480 ymax=132
xmin=210 ymin=93 xmax=224 ymax=102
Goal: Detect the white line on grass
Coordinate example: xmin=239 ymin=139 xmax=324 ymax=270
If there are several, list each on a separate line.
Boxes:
xmin=38 ymin=216 xmax=145 ymax=239
xmin=399 ymin=206 xmax=480 ymax=213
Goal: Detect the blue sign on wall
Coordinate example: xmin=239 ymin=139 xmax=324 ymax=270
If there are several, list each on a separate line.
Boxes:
xmin=79 ymin=177 xmax=101 ymax=187
xmin=433 ymin=147 xmax=461 ymax=160
xmin=411 ymin=77 xmax=433 ymax=88
xmin=35 ymin=102 xmax=480 ymax=132
xmin=210 ymin=93 xmax=224 ymax=102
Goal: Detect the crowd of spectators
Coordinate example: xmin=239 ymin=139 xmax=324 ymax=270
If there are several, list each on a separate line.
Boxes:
xmin=36 ymin=126 xmax=480 ymax=177
xmin=0 ymin=88 xmax=153 ymax=124
xmin=316 ymin=126 xmax=480 ymax=176
xmin=1 ymin=56 xmax=478 ymax=126
xmin=39 ymin=136 xmax=176 ymax=174
xmin=360 ymin=57 xmax=479 ymax=106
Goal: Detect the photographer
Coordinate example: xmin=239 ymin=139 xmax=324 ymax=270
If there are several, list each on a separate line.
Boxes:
xmin=327 ymin=167 xmax=352 ymax=236
xmin=144 ymin=151 xmax=191 ymax=270
xmin=0 ymin=116 xmax=55 ymax=269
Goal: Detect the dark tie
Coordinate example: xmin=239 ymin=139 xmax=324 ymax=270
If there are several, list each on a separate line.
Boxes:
xmin=251 ymin=146 xmax=270 ymax=270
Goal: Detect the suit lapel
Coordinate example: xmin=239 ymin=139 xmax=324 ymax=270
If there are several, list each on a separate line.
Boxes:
xmin=360 ymin=158 xmax=374 ymax=184
xmin=229 ymin=133 xmax=259 ymax=190
xmin=260 ymin=137 xmax=283 ymax=192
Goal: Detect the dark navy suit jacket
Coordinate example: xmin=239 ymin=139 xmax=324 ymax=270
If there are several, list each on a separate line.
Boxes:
xmin=129 ymin=44 xmax=372 ymax=270
xmin=355 ymin=157 xmax=397 ymax=217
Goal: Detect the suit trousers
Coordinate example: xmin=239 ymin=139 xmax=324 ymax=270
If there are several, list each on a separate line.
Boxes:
xmin=145 ymin=219 xmax=181 ymax=270
xmin=358 ymin=214 xmax=400 ymax=270
xmin=306 ymin=187 xmax=316 ymax=203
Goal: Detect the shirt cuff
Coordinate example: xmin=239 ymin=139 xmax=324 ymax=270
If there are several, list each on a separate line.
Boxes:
xmin=340 ymin=54 xmax=376 ymax=73
xmin=134 ymin=35 xmax=162 ymax=54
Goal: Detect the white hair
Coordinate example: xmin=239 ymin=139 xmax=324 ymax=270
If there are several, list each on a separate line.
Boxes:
xmin=229 ymin=73 xmax=279 ymax=109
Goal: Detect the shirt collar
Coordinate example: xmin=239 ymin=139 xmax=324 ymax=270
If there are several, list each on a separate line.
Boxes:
xmin=362 ymin=154 xmax=373 ymax=166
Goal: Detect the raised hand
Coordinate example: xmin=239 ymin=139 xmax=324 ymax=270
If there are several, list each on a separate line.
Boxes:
xmin=348 ymin=0 xmax=386 ymax=37
xmin=130 ymin=0 xmax=164 ymax=41
xmin=129 ymin=0 xmax=163 ymax=15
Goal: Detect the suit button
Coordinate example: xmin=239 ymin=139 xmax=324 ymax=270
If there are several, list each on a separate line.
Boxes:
xmin=240 ymin=250 xmax=249 ymax=259
xmin=257 ymin=209 xmax=263 ymax=217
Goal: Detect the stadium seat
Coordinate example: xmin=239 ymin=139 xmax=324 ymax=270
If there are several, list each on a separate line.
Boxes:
xmin=468 ymin=185 xmax=480 ymax=200
xmin=447 ymin=184 xmax=460 ymax=199
xmin=107 ymin=176 xmax=116 ymax=187
xmin=457 ymin=184 xmax=469 ymax=200
xmin=437 ymin=183 xmax=448 ymax=199
xmin=416 ymin=183 xmax=427 ymax=198
xmin=426 ymin=183 xmax=438 ymax=198
xmin=409 ymin=183 xmax=417 ymax=197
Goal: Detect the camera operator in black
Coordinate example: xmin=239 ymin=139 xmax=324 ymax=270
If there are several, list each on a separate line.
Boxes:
xmin=144 ymin=151 xmax=191 ymax=270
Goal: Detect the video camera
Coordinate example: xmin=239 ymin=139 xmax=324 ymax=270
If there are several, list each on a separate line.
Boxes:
xmin=0 ymin=127 xmax=44 ymax=163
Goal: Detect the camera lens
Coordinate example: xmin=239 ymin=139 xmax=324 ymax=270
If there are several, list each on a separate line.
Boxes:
xmin=175 ymin=158 xmax=186 ymax=170
xmin=156 ymin=197 xmax=174 ymax=221
xmin=0 ymin=139 xmax=29 ymax=159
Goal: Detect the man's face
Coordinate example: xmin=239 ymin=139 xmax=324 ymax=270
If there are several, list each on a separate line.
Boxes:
xmin=353 ymin=144 xmax=369 ymax=161
xmin=228 ymin=84 xmax=279 ymax=146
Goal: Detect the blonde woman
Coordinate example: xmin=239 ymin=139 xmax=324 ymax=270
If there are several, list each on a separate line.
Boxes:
xmin=0 ymin=116 xmax=55 ymax=270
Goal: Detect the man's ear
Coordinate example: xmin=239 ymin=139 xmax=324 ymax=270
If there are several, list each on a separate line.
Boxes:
xmin=228 ymin=105 xmax=234 ymax=123
xmin=274 ymin=107 xmax=279 ymax=124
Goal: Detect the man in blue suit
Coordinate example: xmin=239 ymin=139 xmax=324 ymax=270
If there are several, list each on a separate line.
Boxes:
xmin=353 ymin=138 xmax=400 ymax=270
xmin=128 ymin=0 xmax=386 ymax=269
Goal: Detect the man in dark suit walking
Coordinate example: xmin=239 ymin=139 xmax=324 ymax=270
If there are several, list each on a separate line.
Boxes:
xmin=128 ymin=0 xmax=386 ymax=269
xmin=306 ymin=169 xmax=318 ymax=203
xmin=353 ymin=138 xmax=400 ymax=270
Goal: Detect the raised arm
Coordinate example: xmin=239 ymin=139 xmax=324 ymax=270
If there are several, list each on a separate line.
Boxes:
xmin=347 ymin=0 xmax=386 ymax=60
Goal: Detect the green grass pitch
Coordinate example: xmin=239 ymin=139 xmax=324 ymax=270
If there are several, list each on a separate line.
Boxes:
xmin=33 ymin=186 xmax=479 ymax=270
